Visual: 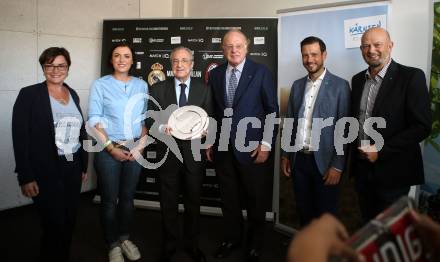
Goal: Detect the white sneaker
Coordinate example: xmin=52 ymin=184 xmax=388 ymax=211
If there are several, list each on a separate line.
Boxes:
xmin=121 ymin=240 xmax=141 ymax=261
xmin=109 ymin=246 xmax=124 ymax=262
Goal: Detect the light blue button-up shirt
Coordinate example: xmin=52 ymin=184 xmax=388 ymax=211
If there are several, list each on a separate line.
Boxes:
xmin=88 ymin=75 xmax=148 ymax=141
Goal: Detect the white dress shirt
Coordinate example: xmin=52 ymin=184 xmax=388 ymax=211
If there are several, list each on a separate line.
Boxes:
xmin=296 ymin=69 xmax=327 ymax=151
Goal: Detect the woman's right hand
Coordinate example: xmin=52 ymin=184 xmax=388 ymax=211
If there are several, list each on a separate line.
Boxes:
xmin=21 ymin=181 xmax=39 ymax=198
xmin=109 ymin=147 xmax=130 ymax=161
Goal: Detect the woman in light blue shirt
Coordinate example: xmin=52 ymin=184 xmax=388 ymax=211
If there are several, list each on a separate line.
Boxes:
xmin=88 ymin=43 xmax=148 ymax=262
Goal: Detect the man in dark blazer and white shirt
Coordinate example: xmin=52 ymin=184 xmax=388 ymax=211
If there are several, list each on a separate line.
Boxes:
xmin=281 ymin=36 xmax=350 ymax=227
xmin=206 ymin=30 xmax=279 ymax=262
xmin=351 ymin=27 xmax=431 ymax=222
xmin=147 ymin=46 xmax=212 ymax=262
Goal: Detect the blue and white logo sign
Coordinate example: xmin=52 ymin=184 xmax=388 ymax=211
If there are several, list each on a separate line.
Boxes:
xmin=344 ymin=15 xmax=387 ymax=49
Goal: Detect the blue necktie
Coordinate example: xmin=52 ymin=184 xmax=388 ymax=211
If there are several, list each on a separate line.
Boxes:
xmin=227 ymin=68 xmax=238 ymax=107
xmin=179 ymin=83 xmax=187 ymax=107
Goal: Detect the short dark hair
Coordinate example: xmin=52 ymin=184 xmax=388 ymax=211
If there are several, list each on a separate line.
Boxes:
xmin=39 ymin=47 xmax=71 ymax=69
xmin=108 ymin=42 xmax=135 ymax=73
xmin=300 ymin=36 xmax=326 ymax=53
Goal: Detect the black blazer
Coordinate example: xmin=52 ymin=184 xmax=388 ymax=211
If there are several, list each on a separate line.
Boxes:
xmin=12 ymin=81 xmax=88 ymax=186
xmin=147 ymin=77 xmax=213 ymax=118
xmin=350 ymin=60 xmax=432 ymax=188
xmin=146 ymin=77 xmax=213 ymax=152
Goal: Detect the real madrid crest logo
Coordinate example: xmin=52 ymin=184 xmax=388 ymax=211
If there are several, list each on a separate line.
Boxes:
xmin=148 ymin=63 xmax=166 ymax=86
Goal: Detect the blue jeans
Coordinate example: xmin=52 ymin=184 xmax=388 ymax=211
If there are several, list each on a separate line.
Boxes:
xmin=94 ymin=150 xmax=142 ymax=248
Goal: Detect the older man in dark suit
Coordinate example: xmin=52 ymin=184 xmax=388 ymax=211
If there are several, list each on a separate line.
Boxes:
xmin=351 ymin=27 xmax=432 ymax=222
xmin=147 ymin=46 xmax=212 ymax=262
xmin=206 ymin=29 xmax=279 ymax=262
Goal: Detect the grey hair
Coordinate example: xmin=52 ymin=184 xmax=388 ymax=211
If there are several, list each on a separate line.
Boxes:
xmin=170 ymin=46 xmax=194 ymax=63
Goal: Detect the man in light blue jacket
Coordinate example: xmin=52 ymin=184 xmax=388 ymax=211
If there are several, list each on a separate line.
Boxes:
xmin=281 ymin=36 xmax=350 ymax=227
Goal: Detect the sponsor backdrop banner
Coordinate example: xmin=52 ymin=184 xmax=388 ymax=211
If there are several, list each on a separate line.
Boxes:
xmin=101 ymin=18 xmax=278 ymax=209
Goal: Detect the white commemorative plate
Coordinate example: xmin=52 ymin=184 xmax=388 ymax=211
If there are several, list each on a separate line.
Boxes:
xmin=167 ymin=105 xmax=208 ymax=140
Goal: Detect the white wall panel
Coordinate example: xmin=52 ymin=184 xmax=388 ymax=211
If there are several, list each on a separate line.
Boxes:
xmin=185 ymin=0 xmax=347 ymax=17
xmin=37 ymin=34 xmax=101 ymax=91
xmin=0 ymin=31 xmax=38 ymax=91
xmin=388 ymin=0 xmax=431 ymax=74
xmin=38 ymin=0 xmax=140 ymax=38
xmin=0 ymin=91 xmax=32 ymax=210
xmin=0 ymin=0 xmax=37 ymax=32
xmin=140 ymin=0 xmax=173 ymax=17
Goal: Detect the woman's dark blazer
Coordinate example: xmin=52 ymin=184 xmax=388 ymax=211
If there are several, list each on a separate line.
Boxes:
xmin=12 ymin=81 xmax=88 ymax=186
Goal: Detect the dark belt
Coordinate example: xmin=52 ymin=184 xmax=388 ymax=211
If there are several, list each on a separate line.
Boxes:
xmin=298 ymin=148 xmax=313 ymax=155
xmin=112 ymin=138 xmax=139 ymax=152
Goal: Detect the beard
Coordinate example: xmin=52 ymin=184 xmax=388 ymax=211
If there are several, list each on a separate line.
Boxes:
xmin=305 ymin=63 xmax=323 ymax=75
xmin=366 ymin=59 xmax=383 ymax=68
xmin=363 ymin=53 xmax=389 ymax=69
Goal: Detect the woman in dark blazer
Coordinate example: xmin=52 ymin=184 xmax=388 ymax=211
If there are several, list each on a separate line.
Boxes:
xmin=12 ymin=47 xmax=88 ymax=262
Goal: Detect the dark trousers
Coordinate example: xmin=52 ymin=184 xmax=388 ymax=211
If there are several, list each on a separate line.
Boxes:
xmin=355 ymin=159 xmax=410 ymax=224
xmin=33 ymin=152 xmax=82 ymax=262
xmin=215 ymin=150 xmax=271 ymax=251
xmin=292 ymin=152 xmax=339 ymax=227
xmin=158 ymin=143 xmax=205 ymax=256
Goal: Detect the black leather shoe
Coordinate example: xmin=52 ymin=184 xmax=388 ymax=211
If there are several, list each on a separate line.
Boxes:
xmin=185 ymin=248 xmax=206 ymax=262
xmin=159 ymin=250 xmax=175 ymax=262
xmin=159 ymin=256 xmax=171 ymax=262
xmin=214 ymin=242 xmax=240 ymax=259
xmin=246 ymin=249 xmax=260 ymax=262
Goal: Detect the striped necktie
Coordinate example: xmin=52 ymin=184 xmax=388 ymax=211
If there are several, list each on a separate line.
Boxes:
xmin=227 ymin=68 xmax=238 ymax=107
